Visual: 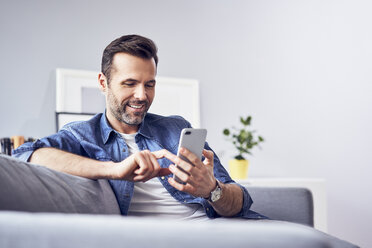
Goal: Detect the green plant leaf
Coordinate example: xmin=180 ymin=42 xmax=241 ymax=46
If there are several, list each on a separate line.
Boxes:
xmin=223 ymin=129 xmax=230 ymax=136
xmin=246 ymin=116 xmax=252 ymax=125
xmin=223 ymin=115 xmax=264 ymax=159
xmin=238 ymin=147 xmax=249 ymax=154
xmin=240 ymin=117 xmax=246 ymax=125
xmin=237 ymin=133 xmax=245 ymax=144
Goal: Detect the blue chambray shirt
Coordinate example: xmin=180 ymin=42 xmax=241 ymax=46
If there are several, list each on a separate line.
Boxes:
xmin=13 ymin=112 xmax=264 ymax=219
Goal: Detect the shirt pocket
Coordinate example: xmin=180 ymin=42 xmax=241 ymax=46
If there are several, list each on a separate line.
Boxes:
xmin=80 ymin=140 xmax=111 ymax=161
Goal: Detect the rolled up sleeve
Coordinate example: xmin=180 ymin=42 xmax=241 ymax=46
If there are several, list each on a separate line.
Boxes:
xmin=12 ymin=130 xmax=81 ymax=162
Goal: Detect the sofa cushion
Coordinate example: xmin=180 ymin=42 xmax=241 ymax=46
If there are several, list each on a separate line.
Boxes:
xmin=0 ymin=211 xmax=358 ymax=248
xmin=0 ymin=154 xmax=120 ymax=215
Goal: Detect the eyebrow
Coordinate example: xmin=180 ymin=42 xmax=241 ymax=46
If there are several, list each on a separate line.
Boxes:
xmin=122 ymin=78 xmax=138 ymax=83
xmin=121 ymin=78 xmax=156 ymax=84
xmin=122 ymin=78 xmax=156 ymax=83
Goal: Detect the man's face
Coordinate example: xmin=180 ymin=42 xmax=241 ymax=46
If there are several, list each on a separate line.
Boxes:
xmin=101 ymin=53 xmax=156 ymax=132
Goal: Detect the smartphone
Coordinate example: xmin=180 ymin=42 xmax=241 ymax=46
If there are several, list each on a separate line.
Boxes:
xmin=173 ymin=128 xmax=207 ymax=184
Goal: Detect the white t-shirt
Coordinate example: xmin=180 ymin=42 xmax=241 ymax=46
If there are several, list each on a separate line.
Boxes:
xmin=120 ymin=132 xmax=208 ymax=220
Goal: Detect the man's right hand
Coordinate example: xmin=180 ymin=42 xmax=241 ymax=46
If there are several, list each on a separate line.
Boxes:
xmin=110 ymin=149 xmax=171 ymax=182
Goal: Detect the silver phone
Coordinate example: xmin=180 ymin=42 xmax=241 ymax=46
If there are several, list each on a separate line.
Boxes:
xmin=173 ymin=128 xmax=207 ymax=184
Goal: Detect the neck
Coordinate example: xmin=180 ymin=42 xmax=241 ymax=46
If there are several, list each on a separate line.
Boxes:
xmin=105 ymin=111 xmax=139 ymax=134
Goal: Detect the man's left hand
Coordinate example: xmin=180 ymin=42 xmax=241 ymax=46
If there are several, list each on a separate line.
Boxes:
xmin=154 ymin=148 xmax=244 ymax=217
xmin=165 ymin=148 xmax=217 ymax=198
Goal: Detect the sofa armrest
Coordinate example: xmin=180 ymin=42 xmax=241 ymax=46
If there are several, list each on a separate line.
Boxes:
xmin=246 ymin=186 xmax=314 ymax=227
xmin=0 ymin=154 xmax=120 ymax=215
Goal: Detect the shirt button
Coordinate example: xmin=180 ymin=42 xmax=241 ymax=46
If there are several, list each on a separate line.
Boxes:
xmin=122 ymin=148 xmax=126 ymax=152
xmin=206 ymin=208 xmax=209 ymax=211
xmin=161 ymin=176 xmax=165 ymax=180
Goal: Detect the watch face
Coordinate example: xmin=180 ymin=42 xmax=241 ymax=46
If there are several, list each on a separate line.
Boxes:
xmin=211 ymin=186 xmax=222 ymax=202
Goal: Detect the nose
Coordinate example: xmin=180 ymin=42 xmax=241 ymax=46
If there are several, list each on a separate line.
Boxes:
xmin=133 ymin=84 xmax=146 ymax=100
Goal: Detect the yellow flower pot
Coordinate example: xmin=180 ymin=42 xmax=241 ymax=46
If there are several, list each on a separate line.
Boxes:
xmin=229 ymin=159 xmax=249 ymax=180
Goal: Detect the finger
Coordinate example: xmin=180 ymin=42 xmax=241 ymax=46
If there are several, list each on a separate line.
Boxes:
xmin=152 ymin=149 xmax=191 ymax=171
xmin=133 ymin=155 xmax=153 ymax=182
xmin=175 ymin=157 xmax=194 ymax=175
xmin=169 ymin=164 xmax=190 ymax=184
xmin=155 ymin=149 xmax=189 ymax=166
xmin=133 ymin=152 xmax=151 ymax=176
xmin=179 ymin=147 xmax=203 ymax=168
xmin=147 ymin=150 xmax=175 ymax=178
xmin=168 ymin=177 xmax=187 ymax=191
xmin=132 ymin=160 xmax=149 ymax=181
xmin=148 ymin=152 xmax=161 ymax=179
xmin=168 ymin=177 xmax=196 ymax=196
xmin=141 ymin=151 xmax=157 ymax=181
xmin=202 ymin=149 xmax=214 ymax=166
xmin=133 ymin=174 xmax=151 ymax=182
xmin=152 ymin=149 xmax=177 ymax=161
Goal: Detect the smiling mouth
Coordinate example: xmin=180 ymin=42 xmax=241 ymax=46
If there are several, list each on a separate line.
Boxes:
xmin=127 ymin=103 xmax=147 ymax=111
xmin=129 ymin=104 xmax=143 ymax=109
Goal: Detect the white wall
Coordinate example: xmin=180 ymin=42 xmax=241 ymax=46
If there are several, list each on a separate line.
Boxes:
xmin=1 ymin=0 xmax=371 ymax=246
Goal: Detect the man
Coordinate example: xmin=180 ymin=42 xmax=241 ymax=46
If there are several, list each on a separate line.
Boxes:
xmin=13 ymin=35 xmax=262 ymax=219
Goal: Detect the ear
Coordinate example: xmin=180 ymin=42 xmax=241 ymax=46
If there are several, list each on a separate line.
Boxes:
xmin=98 ymin=73 xmax=108 ymax=93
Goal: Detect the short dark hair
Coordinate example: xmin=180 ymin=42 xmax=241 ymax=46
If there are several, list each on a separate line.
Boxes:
xmin=101 ymin=34 xmax=158 ymax=82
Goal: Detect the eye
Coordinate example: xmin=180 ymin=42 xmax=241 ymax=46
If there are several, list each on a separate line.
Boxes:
xmin=122 ymin=82 xmax=136 ymax=87
xmin=146 ymin=82 xmax=156 ymax=88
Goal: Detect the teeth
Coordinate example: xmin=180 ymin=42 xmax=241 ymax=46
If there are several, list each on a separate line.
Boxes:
xmin=129 ymin=104 xmax=143 ymax=109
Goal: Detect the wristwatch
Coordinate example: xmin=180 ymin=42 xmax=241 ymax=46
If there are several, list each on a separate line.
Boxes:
xmin=207 ymin=180 xmax=222 ymax=202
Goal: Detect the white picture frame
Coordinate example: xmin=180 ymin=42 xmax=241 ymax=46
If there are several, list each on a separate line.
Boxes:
xmin=56 ymin=68 xmax=104 ymax=113
xmin=150 ymin=76 xmax=200 ymax=128
xmin=56 ymin=112 xmax=96 ymax=131
xmin=56 ymin=68 xmax=200 ymax=129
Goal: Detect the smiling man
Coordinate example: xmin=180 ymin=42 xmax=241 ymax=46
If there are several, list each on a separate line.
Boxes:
xmin=13 ymin=35 xmax=263 ymax=220
xmin=101 ymin=51 xmax=156 ymax=134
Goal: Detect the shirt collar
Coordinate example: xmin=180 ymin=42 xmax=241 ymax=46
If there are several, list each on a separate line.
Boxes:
xmin=100 ymin=111 xmax=154 ymax=144
xmin=100 ymin=111 xmax=115 ymax=144
xmin=137 ymin=115 xmax=153 ymax=140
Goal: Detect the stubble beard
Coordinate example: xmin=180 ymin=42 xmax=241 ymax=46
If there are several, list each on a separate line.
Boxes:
xmin=107 ymin=90 xmax=149 ymax=126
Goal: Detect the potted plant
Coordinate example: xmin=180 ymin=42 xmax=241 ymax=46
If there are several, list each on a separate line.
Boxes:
xmin=223 ymin=116 xmax=264 ymax=179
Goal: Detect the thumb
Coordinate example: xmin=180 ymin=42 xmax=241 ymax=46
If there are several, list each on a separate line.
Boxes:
xmin=202 ymin=149 xmax=214 ymax=166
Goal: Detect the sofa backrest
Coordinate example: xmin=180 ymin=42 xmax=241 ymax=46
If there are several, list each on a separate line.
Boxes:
xmin=0 ymin=154 xmax=120 ymax=215
xmin=247 ymin=186 xmax=314 ymax=227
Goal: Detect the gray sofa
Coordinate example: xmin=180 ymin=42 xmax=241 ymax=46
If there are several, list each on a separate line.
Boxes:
xmin=0 ymin=154 xmax=358 ymax=248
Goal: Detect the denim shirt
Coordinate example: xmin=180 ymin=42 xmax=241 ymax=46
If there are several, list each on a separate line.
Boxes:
xmin=13 ymin=112 xmax=264 ymax=219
